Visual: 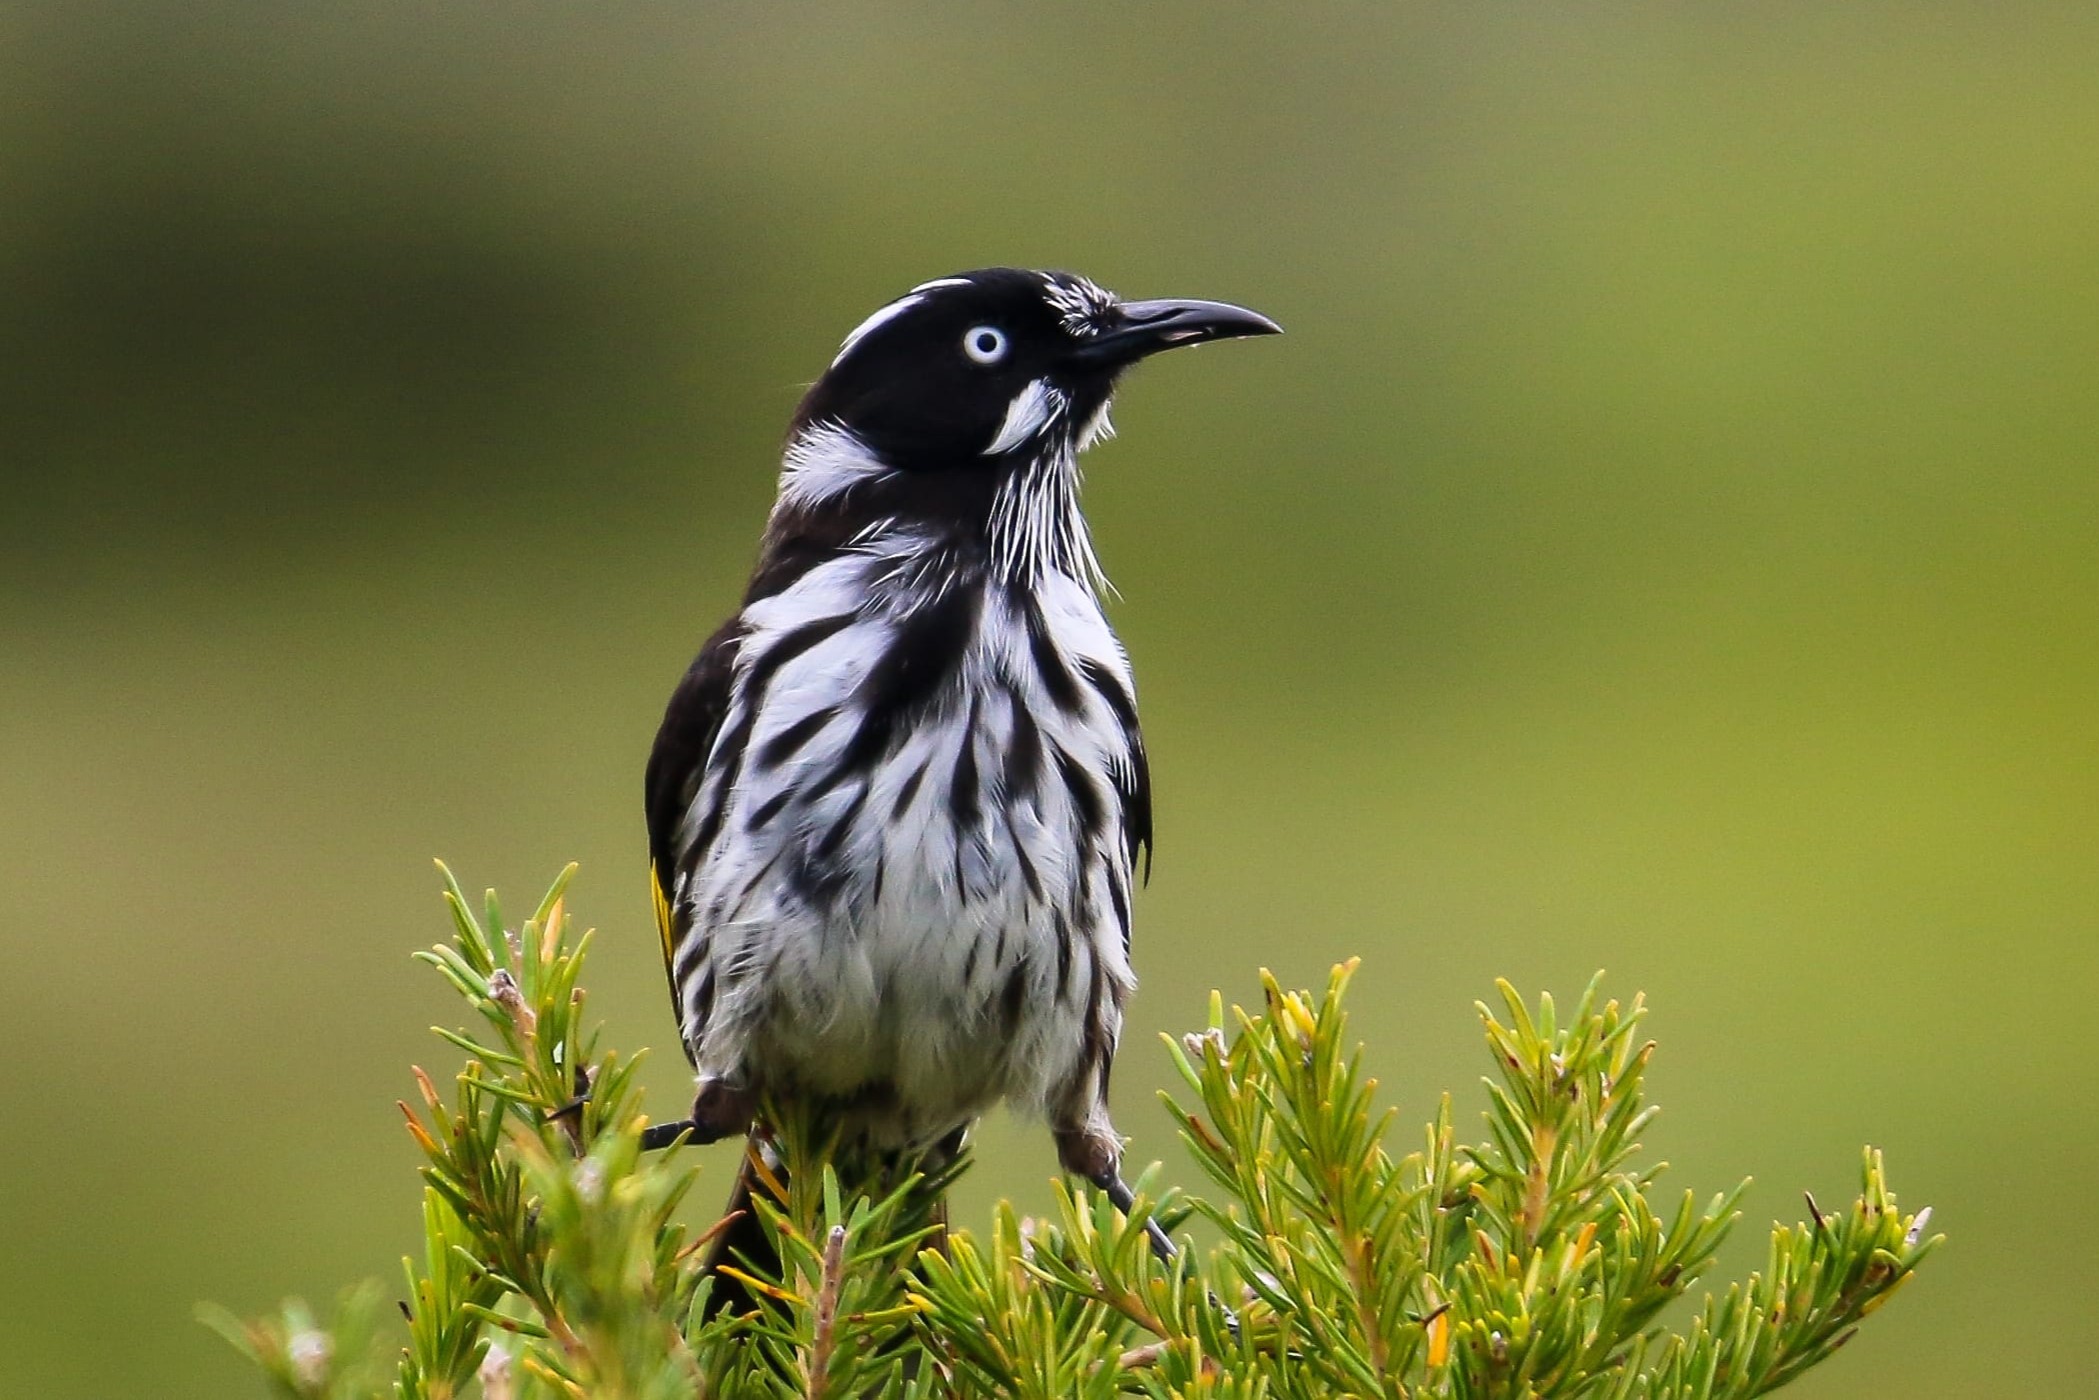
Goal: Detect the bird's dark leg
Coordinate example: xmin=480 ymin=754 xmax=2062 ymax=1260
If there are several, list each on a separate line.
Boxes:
xmin=640 ymin=1119 xmax=699 ymax=1151
xmin=642 ymin=1078 xmax=754 ymax=1151
xmin=1056 ymin=1123 xmax=1177 ymax=1267
xmin=1092 ymin=1166 xmax=1179 ymax=1267
xmin=1098 ymin=1166 xmax=1250 ymax=1341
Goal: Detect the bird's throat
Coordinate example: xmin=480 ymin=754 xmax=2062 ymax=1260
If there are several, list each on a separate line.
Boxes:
xmin=988 ymin=444 xmax=1101 ymax=592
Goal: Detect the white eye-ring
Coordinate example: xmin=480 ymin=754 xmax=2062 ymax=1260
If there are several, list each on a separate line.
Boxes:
xmin=962 ymin=325 xmax=1008 ymax=364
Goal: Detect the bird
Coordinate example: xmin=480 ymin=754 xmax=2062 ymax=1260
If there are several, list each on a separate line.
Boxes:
xmin=642 ymin=267 xmax=1279 ymax=1284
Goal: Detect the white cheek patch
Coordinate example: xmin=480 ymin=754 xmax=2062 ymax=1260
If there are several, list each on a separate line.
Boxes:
xmin=831 ymin=294 xmax=925 ymax=368
xmin=778 ymin=422 xmax=891 ymax=508
xmin=984 ymin=378 xmax=1064 ymax=456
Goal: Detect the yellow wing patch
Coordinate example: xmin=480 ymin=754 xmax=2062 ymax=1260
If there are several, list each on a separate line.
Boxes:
xmin=651 ymin=863 xmax=677 ymax=972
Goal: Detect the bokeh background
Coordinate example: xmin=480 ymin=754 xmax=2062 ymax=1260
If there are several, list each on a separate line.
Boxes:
xmin=4 ymin=4 xmax=2094 ymax=1396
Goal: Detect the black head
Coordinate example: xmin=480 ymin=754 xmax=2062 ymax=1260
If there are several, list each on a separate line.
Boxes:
xmin=790 ymin=268 xmax=1281 ymax=474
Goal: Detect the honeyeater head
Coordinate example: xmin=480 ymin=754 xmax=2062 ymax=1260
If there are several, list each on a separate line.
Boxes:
xmin=788 ymin=268 xmax=1281 ymax=476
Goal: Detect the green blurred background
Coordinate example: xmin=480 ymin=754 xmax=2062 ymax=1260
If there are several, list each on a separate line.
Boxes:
xmin=4 ymin=4 xmax=2093 ymax=1395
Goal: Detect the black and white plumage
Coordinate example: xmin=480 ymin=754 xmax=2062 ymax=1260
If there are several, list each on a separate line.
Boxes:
xmin=644 ymin=268 xmax=1279 ymax=1211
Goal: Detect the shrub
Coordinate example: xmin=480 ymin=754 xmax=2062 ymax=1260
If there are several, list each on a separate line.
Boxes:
xmin=207 ymin=865 xmax=1938 ymax=1398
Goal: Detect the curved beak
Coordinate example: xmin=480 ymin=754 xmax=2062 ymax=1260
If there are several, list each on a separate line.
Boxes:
xmin=1066 ymin=297 xmax=1283 ymax=368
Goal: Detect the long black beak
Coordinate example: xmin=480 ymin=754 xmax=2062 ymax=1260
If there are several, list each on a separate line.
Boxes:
xmin=1067 ymin=297 xmax=1282 ymax=368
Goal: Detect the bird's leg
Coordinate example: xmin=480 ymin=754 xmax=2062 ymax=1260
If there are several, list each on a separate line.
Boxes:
xmin=1057 ymin=1124 xmax=1177 ymax=1267
xmin=642 ymin=1077 xmax=754 ymax=1152
xmin=1091 ymin=1166 xmax=1179 ymax=1267
xmin=640 ymin=1119 xmax=699 ymax=1151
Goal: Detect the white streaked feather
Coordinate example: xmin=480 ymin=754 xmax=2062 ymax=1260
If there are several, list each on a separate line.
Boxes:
xmin=777 ymin=422 xmax=892 ymax=509
xmin=984 ymin=378 xmax=1065 ymax=456
xmin=1039 ymin=272 xmax=1117 ymax=336
xmin=987 ymin=443 xmax=1110 ymax=594
xmin=675 ymin=529 xmax=1136 ymax=1143
xmin=1077 ymin=400 xmax=1116 ymax=451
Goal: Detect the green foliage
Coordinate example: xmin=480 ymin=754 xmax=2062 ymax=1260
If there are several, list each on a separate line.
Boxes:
xmin=210 ymin=868 xmax=1939 ymax=1398
xmin=200 ymin=1283 xmax=394 ymax=1400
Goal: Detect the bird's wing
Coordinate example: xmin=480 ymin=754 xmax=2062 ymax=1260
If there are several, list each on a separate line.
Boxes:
xmin=1107 ymin=728 xmax=1152 ymax=957
xmin=644 ymin=620 xmax=743 ymax=1052
xmin=1075 ymin=655 xmax=1152 ymax=949
xmin=1122 ymin=730 xmax=1153 ymax=883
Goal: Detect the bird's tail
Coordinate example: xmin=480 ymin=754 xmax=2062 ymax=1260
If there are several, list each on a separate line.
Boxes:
xmin=697 ymin=1129 xmax=964 ymax=1320
xmin=696 ymin=1145 xmax=775 ymax=1319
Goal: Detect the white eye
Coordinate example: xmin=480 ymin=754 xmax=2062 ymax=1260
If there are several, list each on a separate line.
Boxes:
xmin=962 ymin=325 xmax=1008 ymax=364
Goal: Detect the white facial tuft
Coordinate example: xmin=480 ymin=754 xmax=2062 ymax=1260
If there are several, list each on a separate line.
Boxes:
xmin=984 ymin=378 xmax=1067 ymax=456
